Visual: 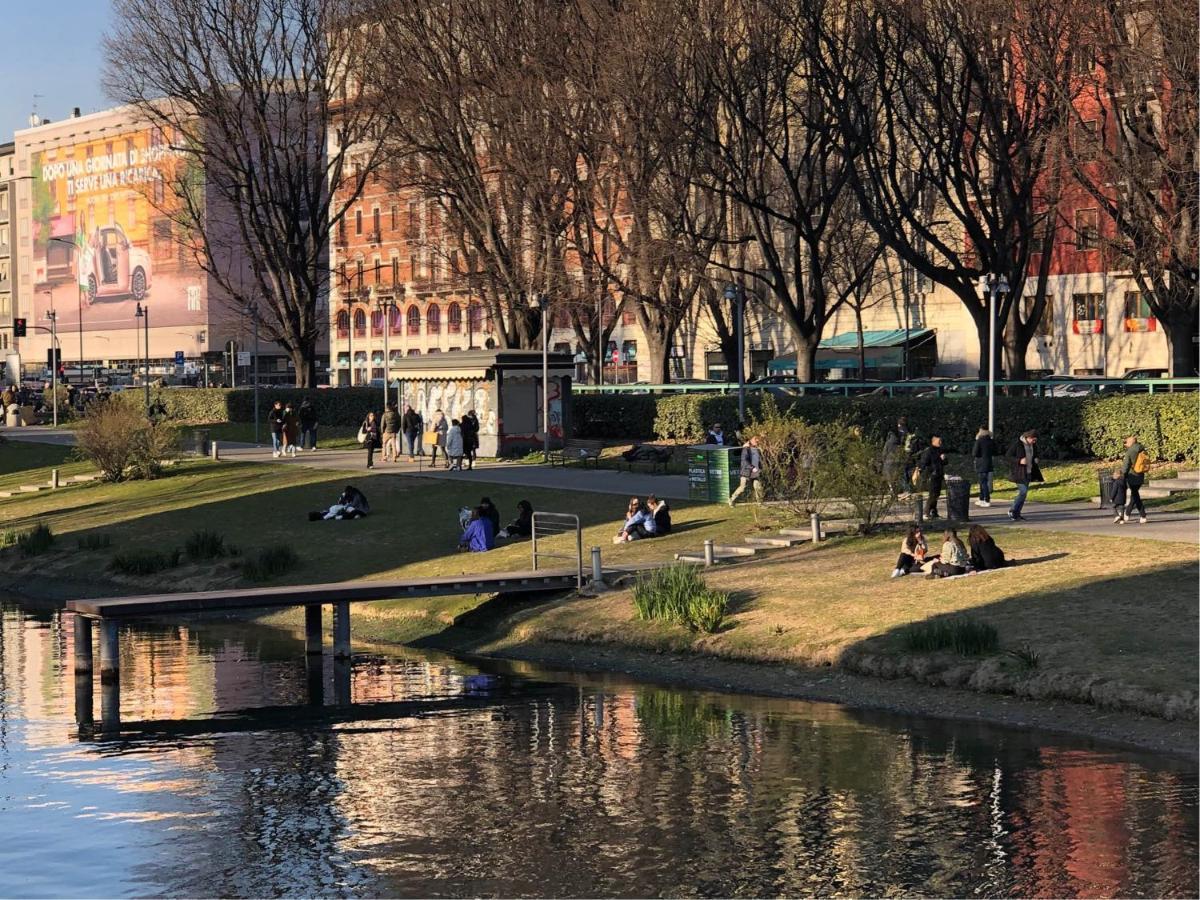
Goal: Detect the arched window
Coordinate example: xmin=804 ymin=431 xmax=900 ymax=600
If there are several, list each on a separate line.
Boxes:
xmin=426 ymin=303 xmax=441 ymax=334
xmin=370 ymin=309 xmax=384 ymax=335
xmin=467 ymin=303 xmax=484 ymax=333
xmin=406 ymin=305 xmax=420 ymax=335
xmin=388 ymin=304 xmax=402 ymax=334
xmin=353 ymin=308 xmax=366 ymax=337
xmin=447 ymin=302 xmax=462 ymax=333
xmin=336 ymin=310 xmax=350 ymax=337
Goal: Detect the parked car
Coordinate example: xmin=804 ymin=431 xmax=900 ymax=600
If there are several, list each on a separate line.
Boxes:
xmin=1043 ymin=375 xmax=1091 ymax=397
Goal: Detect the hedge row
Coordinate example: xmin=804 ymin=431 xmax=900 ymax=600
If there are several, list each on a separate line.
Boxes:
xmin=116 ymin=387 xmax=383 ymax=427
xmin=573 ymin=391 xmax=1198 ymax=461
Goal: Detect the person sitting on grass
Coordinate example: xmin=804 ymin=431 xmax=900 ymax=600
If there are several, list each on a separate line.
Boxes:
xmin=891 ymin=524 xmax=932 ymax=577
xmin=498 ymin=500 xmax=534 ymax=540
xmin=967 ymin=524 xmax=1006 ymax=570
xmin=927 ymin=528 xmax=969 ymax=579
xmin=308 ymin=485 xmax=370 ymax=521
xmin=648 ymin=494 xmax=672 ymax=536
xmin=613 ymin=497 xmax=653 ymax=543
xmin=458 ymin=506 xmax=496 ymax=552
xmin=478 ymin=497 xmax=501 ymax=534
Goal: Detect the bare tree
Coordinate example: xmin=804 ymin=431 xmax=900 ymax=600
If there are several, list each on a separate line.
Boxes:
xmin=104 ymin=0 xmax=386 ymax=386
xmin=824 ymin=0 xmax=1080 ymax=379
xmin=1055 ymin=0 xmax=1198 ymax=375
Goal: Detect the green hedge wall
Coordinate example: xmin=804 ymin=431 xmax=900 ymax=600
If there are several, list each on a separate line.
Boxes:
xmin=573 ymin=391 xmax=1198 ymax=461
xmin=116 ymin=387 xmax=383 ymax=427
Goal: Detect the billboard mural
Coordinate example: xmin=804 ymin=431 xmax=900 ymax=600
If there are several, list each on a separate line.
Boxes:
xmin=29 ymin=127 xmax=207 ymax=333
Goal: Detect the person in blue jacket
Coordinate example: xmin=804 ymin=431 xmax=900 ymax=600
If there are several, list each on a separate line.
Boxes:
xmin=458 ymin=506 xmax=496 ymax=552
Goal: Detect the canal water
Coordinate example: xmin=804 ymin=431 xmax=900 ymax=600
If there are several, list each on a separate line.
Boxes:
xmin=0 ymin=599 xmax=1195 ymax=898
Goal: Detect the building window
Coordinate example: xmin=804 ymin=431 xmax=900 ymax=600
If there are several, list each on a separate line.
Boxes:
xmin=1025 ymin=295 xmax=1053 ymax=336
xmin=390 ymin=205 xmax=397 ymax=230
xmin=447 ymin=302 xmax=462 ymax=333
xmin=370 ymin=309 xmax=384 ymax=335
xmin=336 ymin=310 xmax=349 ymax=338
xmin=467 ymin=303 xmax=483 ymax=334
xmin=622 ymin=305 xmax=635 ymax=326
xmin=391 ymin=257 xmax=400 ymax=285
xmin=356 ymin=259 xmax=364 ymax=285
xmin=407 ymin=201 xmax=418 ymax=236
xmin=426 ymin=303 xmax=441 ymax=334
xmin=1072 ymin=45 xmax=1095 ymax=76
xmin=338 ymin=217 xmax=346 ymax=244
xmin=353 ymin=308 xmax=367 ymax=337
xmin=372 ymin=207 xmax=381 ymax=236
xmin=1074 ymin=209 xmax=1099 ymax=250
xmin=1071 ymin=293 xmax=1105 ymax=333
xmin=406 ymin=305 xmax=420 ymax=335
xmin=621 ymin=340 xmax=638 ymax=364
xmin=1074 ymin=119 xmax=1101 ymax=161
xmin=388 ymin=304 xmax=402 ymax=334
xmin=410 ymin=249 xmax=419 ymax=281
xmin=355 ymin=209 xmax=362 ymax=235
xmin=1123 ymin=291 xmax=1157 ymax=332
xmin=407 ymin=348 xmax=421 ymax=356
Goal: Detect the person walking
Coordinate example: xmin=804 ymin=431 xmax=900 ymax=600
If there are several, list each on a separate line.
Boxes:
xmin=360 ymin=410 xmax=381 ymax=469
xmin=728 ymin=435 xmax=763 ymax=507
xmin=401 ymin=404 xmax=421 ymax=461
xmin=1115 ymin=434 xmax=1150 ymax=524
xmin=461 ymin=409 xmax=480 ymax=470
xmin=298 ymin=398 xmax=318 ymax=451
xmin=282 ymin=402 xmax=300 ymax=457
xmin=428 ymin=408 xmax=449 ymax=467
xmin=917 ymin=435 xmax=946 ymax=518
xmin=267 ymin=400 xmax=286 ymax=458
xmin=446 ymin=418 xmax=465 ymax=470
xmin=972 ymin=426 xmax=995 ymax=507
xmin=1006 ymin=428 xmax=1042 ymax=521
xmin=380 ymin=401 xmax=401 ymax=463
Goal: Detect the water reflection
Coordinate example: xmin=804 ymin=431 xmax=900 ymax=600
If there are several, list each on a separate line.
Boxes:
xmin=0 ymin=600 xmax=1195 ymax=898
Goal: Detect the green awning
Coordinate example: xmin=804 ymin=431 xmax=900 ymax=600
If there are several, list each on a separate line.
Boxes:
xmin=769 ymin=328 xmax=935 ymax=373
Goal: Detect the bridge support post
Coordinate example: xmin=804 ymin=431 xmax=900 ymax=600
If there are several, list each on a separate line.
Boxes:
xmin=99 ymin=620 xmax=119 ymax=684
xmin=332 ymin=602 xmax=351 ymax=660
xmin=74 ymin=672 xmax=94 ymax=730
xmin=333 ymin=659 xmax=352 ymax=706
xmin=100 ymin=680 xmax=120 ymax=735
xmin=304 ymin=604 xmax=323 ymax=655
xmin=73 ymin=614 xmax=93 ymax=674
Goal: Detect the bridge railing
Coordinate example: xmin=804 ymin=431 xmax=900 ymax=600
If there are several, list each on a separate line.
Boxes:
xmin=573 ymin=378 xmax=1200 ymax=398
xmin=531 ymin=512 xmax=583 ymax=590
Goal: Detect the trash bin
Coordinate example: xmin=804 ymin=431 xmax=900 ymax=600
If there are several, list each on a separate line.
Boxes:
xmin=687 ymin=445 xmax=742 ymax=503
xmin=1098 ymin=471 xmax=1114 ymax=509
xmin=191 ymin=428 xmax=210 ymax=457
xmin=945 ymin=476 xmax=971 ymax=521
xmin=687 ymin=446 xmax=711 ymax=501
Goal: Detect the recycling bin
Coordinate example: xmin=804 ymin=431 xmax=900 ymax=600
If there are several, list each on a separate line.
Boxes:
xmin=687 ymin=445 xmax=742 ymax=503
xmin=1098 ymin=471 xmax=1114 ymax=509
xmin=946 ymin=475 xmax=971 ymax=521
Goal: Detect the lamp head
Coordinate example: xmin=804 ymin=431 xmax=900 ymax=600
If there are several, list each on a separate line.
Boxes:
xmin=723 ymin=283 xmax=738 ymax=301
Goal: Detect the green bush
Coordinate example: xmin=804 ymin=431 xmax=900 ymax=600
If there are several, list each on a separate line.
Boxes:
xmin=76 ymin=533 xmax=113 ymax=551
xmin=76 ymin=400 xmax=178 ymax=481
xmin=632 ymin=564 xmax=729 ymax=633
xmin=901 ymin=617 xmax=999 ymax=655
xmin=184 ymin=530 xmax=227 ymax=561
xmin=573 ymin=390 xmax=1197 ymax=462
xmin=110 ymin=547 xmax=182 ymax=576
xmin=242 ymin=544 xmax=300 ymax=582
xmin=17 ymin=523 xmax=55 ymax=558
xmin=114 ymin=386 xmax=384 ymax=428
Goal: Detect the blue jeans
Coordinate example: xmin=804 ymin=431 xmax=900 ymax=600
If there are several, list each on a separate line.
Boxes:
xmin=404 ymin=429 xmax=418 ymax=456
xmin=976 ymin=470 xmax=993 ymax=503
xmin=1010 ymin=482 xmax=1029 ymax=516
xmin=270 ymin=431 xmax=282 ymax=452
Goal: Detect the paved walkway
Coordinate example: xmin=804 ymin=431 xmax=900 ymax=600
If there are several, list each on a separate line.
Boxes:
xmin=6 ymin=427 xmax=1196 ymax=542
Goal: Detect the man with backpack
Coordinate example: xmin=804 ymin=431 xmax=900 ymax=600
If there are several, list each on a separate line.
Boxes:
xmin=1115 ymin=434 xmax=1150 ymax=524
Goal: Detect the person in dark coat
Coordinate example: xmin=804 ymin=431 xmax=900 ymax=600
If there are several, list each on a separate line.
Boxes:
xmin=478 ymin=496 xmax=501 ymax=535
xmin=267 ymin=400 xmax=286 ymax=457
xmin=1115 ymin=434 xmax=1149 ymax=524
xmin=401 ymin=405 xmax=421 ymax=461
xmin=361 ymin=410 xmax=381 ymax=469
xmin=917 ymin=435 xmax=947 ymax=518
xmin=967 ymin=524 xmax=1006 ymax=570
xmin=298 ymin=399 xmax=318 ymax=451
xmin=972 ymin=426 xmax=995 ymax=507
xmin=648 ymin=494 xmax=672 ymax=535
xmin=728 ymin=435 xmax=763 ymax=506
xmin=461 ymin=409 xmax=481 ymax=469
xmin=499 ymin=500 xmax=534 ymax=539
xmin=1007 ymin=429 xmax=1043 ymax=521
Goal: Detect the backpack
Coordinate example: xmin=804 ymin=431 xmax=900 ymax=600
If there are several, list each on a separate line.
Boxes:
xmin=1132 ymin=450 xmax=1150 ymax=475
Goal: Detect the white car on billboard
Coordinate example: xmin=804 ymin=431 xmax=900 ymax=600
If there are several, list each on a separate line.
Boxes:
xmin=81 ymin=224 xmax=151 ymax=304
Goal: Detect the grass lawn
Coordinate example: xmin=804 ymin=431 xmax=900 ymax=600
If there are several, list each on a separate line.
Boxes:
xmin=197 ymin=422 xmax=361 ymax=449
xmin=0 ymin=454 xmax=762 ymax=627
xmin=0 ymin=439 xmax=93 ymax=491
xmin=497 ymin=526 xmax=1198 ymax=718
xmin=945 ymin=456 xmax=1191 ymax=504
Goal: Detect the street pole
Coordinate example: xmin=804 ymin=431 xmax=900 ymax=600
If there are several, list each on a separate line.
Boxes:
xmin=379 ymin=298 xmax=390 ymax=411
xmin=49 ymin=311 xmax=58 ymax=428
xmin=78 ymin=285 xmax=85 ymax=388
xmin=542 ymin=296 xmax=550 ymax=462
xmin=144 ymin=305 xmax=151 ymax=413
xmin=737 ymin=285 xmax=745 ymax=425
xmin=985 ymin=274 xmax=1008 ymax=435
xmin=252 ymin=306 xmax=260 ymax=446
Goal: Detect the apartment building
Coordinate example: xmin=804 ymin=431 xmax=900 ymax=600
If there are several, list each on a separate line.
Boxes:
xmin=0 ymin=142 xmax=15 ymax=360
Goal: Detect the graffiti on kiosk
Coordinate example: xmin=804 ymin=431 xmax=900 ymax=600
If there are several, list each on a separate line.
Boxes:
xmin=405 ymin=379 xmax=494 ymax=433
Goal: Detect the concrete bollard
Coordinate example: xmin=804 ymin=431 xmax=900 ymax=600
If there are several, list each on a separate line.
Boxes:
xmin=703 ymin=539 xmax=715 ymax=566
xmin=811 ymin=513 xmax=822 ymax=543
xmin=210 ymin=440 xmax=220 ymax=461
xmin=50 ymin=468 xmax=60 ymax=489
xmin=591 ymin=546 xmax=603 ymax=585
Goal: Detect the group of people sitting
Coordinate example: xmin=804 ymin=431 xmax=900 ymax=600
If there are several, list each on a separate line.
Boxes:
xmin=458 ymin=497 xmax=535 ymax=552
xmin=613 ymin=495 xmax=672 ymax=544
xmin=890 ymin=523 xmax=1006 ymax=579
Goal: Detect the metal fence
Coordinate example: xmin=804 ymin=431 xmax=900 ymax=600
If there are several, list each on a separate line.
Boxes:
xmin=574 ymin=378 xmax=1200 ymax=398
xmin=531 ymin=512 xmax=584 ymax=590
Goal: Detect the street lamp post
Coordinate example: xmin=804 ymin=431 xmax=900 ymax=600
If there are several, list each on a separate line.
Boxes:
xmin=724 ymin=283 xmax=746 ymax=425
xmin=376 ymin=293 xmax=396 ymax=410
xmin=530 ymin=293 xmax=550 ymax=461
xmin=983 ymin=273 xmax=1009 ymax=434
xmin=135 ymin=302 xmax=150 ymax=413
xmin=45 ymin=308 xmax=58 ymax=429
xmin=47 ymin=236 xmax=86 ymax=388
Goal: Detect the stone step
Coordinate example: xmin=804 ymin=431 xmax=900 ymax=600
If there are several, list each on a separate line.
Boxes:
xmin=1150 ymin=478 xmax=1199 ymax=491
xmin=0 ymin=491 xmax=14 ymax=498
xmin=19 ymin=484 xmax=47 ymax=493
xmin=743 ymin=535 xmax=802 ymax=548
xmin=1176 ymin=470 xmax=1198 ymax=481
xmin=675 ymin=549 xmax=753 ymax=563
xmin=712 ymin=544 xmax=756 ymax=556
xmin=69 ymin=474 xmax=98 ymax=483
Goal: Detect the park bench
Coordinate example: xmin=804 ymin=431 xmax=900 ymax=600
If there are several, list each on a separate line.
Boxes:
xmin=549 ymin=438 xmax=605 ymax=468
xmin=622 ymin=444 xmax=676 ymax=473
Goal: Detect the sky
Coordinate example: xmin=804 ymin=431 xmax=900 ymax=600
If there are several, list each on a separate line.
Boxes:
xmin=0 ymin=0 xmax=112 ymax=141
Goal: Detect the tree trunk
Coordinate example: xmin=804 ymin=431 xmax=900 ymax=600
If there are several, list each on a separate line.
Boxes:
xmin=1164 ymin=307 xmax=1200 ymax=377
xmin=854 ymin=305 xmax=865 ymax=379
xmin=792 ymin=332 xmax=820 ymax=384
xmin=640 ymin=328 xmax=670 ymax=385
xmin=290 ymin=346 xmax=315 ymax=388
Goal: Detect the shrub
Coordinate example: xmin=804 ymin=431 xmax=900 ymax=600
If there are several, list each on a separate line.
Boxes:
xmin=242 ymin=544 xmax=300 ymax=582
xmin=821 ymin=430 xmax=899 ymax=533
xmin=76 ymin=533 xmax=113 ymax=551
xmin=17 ymin=523 xmax=55 ymax=558
xmin=110 ymin=547 xmax=182 ymax=576
xmin=632 ymin=564 xmax=729 ymax=632
xmin=184 ymin=529 xmax=227 ymax=561
xmin=753 ymin=397 xmax=844 ymax=517
xmin=75 ymin=400 xmax=179 ymax=481
xmin=901 ymin=617 xmax=999 ymax=655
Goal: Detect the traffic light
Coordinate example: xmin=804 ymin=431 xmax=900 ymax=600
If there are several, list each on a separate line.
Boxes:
xmin=13 ymin=318 xmax=26 ymax=337
xmin=47 ymin=348 xmax=61 ymax=370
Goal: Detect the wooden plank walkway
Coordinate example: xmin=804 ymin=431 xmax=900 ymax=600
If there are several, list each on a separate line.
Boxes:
xmin=67 ymin=568 xmax=581 ymax=619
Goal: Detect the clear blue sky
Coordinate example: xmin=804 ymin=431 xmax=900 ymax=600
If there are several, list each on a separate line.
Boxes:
xmin=0 ymin=1 xmax=112 ymax=141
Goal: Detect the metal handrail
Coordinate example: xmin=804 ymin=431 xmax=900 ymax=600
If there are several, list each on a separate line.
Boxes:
xmin=531 ymin=512 xmax=583 ymax=590
xmin=574 ymin=377 xmax=1200 ymax=398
